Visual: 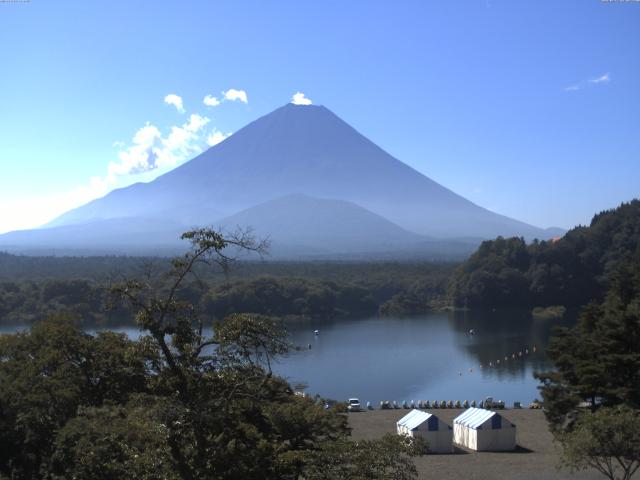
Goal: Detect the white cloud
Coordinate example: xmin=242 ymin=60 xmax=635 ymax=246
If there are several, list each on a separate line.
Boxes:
xmin=0 ymin=91 xmax=238 ymax=233
xmin=291 ymin=92 xmax=313 ymax=105
xmin=203 ymin=94 xmax=221 ymax=107
xmin=222 ymin=89 xmax=248 ymax=103
xmin=160 ymin=114 xmax=210 ymax=164
xmin=109 ymin=123 xmax=162 ymax=176
xmin=206 ymin=130 xmax=231 ymax=147
xmin=164 ymin=93 xmax=185 ymax=113
xmin=589 ymin=73 xmax=610 ymax=84
xmin=0 ymin=113 xmax=213 ymax=233
xmin=110 ymin=114 xmax=210 ymax=178
xmin=565 ymin=73 xmax=611 ymax=92
xmin=183 ymin=113 xmax=210 ymax=133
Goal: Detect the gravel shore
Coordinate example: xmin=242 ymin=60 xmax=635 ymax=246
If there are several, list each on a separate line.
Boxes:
xmin=348 ymin=409 xmax=610 ymax=480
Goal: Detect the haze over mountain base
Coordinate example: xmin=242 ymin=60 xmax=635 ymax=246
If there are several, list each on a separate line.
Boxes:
xmin=0 ymin=104 xmax=563 ymax=258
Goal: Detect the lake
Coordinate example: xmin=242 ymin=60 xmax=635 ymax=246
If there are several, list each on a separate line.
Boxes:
xmin=0 ymin=309 xmax=573 ymax=406
xmin=274 ymin=309 xmax=572 ymax=406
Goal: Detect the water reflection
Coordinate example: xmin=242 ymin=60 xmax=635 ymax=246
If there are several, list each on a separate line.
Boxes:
xmin=0 ymin=309 xmax=574 ymax=405
xmin=448 ymin=309 xmax=572 ymax=379
xmin=276 ymin=309 xmax=574 ymax=405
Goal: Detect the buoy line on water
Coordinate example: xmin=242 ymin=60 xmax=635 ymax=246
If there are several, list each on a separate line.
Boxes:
xmin=459 ymin=345 xmax=539 ymax=377
xmin=297 ymin=330 xmax=541 ymax=408
xmin=365 ymin=345 xmax=542 ymax=412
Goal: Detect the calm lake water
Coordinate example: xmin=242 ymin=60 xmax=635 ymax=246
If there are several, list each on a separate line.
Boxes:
xmin=0 ymin=309 xmax=574 ymax=406
xmin=274 ymin=309 xmax=573 ymax=406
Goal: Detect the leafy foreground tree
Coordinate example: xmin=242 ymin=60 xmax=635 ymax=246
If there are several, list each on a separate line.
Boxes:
xmin=302 ymin=434 xmax=426 ymax=480
xmin=0 ymin=229 xmax=424 ymax=480
xmin=0 ymin=317 xmax=153 ymax=478
xmin=559 ymin=406 xmax=640 ymax=480
xmin=537 ymin=250 xmax=640 ymax=480
xmin=536 ymin=251 xmax=640 ymax=429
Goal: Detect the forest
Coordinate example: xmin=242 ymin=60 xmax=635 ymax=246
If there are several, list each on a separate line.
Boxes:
xmin=0 ymin=257 xmax=453 ymax=327
xmin=448 ymin=200 xmax=640 ymax=308
xmin=1 ymin=203 xmax=639 ymax=478
xmin=0 ymin=230 xmax=426 ymax=479
xmin=1 ymin=200 xmax=639 ymax=328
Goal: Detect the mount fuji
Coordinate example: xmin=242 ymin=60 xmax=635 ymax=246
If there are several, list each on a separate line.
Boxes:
xmin=0 ymin=104 xmax=562 ymax=257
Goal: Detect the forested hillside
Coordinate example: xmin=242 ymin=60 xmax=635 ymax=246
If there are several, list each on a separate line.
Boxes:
xmin=0 ymin=259 xmax=453 ymax=326
xmin=448 ymin=200 xmax=640 ymax=308
xmin=3 ymin=200 xmax=638 ymax=320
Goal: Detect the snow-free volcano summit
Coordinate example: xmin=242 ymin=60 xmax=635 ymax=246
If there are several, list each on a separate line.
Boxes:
xmin=0 ymin=104 xmax=562 ymax=257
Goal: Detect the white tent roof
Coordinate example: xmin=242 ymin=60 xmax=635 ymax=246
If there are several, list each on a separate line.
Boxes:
xmin=397 ymin=409 xmax=433 ymax=430
xmin=454 ymin=408 xmax=498 ymax=429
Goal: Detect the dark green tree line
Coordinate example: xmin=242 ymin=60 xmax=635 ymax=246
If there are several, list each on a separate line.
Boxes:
xmin=449 ymin=200 xmax=640 ymax=308
xmin=536 ymin=249 xmax=640 ymax=480
xmin=0 ymin=229 xmax=425 ymax=479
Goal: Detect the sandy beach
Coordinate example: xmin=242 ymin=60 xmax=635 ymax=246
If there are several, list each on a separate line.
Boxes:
xmin=348 ymin=409 xmax=612 ymax=480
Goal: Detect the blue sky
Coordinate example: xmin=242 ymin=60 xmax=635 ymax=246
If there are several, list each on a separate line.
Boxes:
xmin=0 ymin=0 xmax=638 ymax=233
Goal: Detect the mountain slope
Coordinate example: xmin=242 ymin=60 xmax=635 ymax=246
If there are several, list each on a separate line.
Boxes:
xmin=47 ymin=104 xmax=555 ymax=240
xmin=215 ymin=194 xmax=425 ymax=256
xmin=0 ymin=194 xmax=478 ymax=259
xmin=0 ymin=217 xmax=187 ymax=255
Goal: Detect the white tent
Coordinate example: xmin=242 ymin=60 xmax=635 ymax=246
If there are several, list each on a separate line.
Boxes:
xmin=396 ymin=409 xmax=453 ymax=453
xmin=453 ymin=408 xmax=516 ymax=451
